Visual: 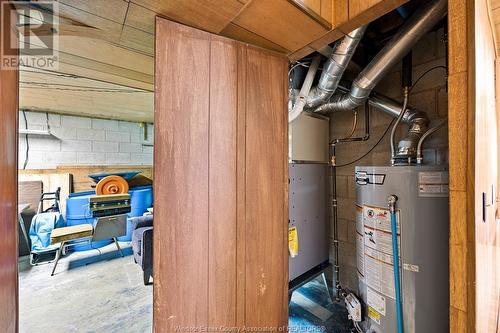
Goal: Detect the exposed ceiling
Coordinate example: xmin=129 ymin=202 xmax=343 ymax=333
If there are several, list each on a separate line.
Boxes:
xmin=16 ymin=0 xmax=405 ymax=123
xmin=17 ymin=0 xmax=155 ymax=122
xmin=20 ymin=68 xmax=153 ymax=122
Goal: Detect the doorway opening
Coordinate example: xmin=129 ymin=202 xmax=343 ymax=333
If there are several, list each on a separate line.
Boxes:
xmin=13 ymin=2 xmax=155 ymax=332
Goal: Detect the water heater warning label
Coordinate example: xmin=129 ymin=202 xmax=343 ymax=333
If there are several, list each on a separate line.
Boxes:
xmin=418 ymin=171 xmax=449 ymax=197
xmin=364 ymin=247 xmax=396 ymax=299
xmin=357 ymin=205 xmax=401 ymax=300
xmin=367 ymin=306 xmax=381 ymax=325
xmin=367 ymin=286 xmax=386 ymax=316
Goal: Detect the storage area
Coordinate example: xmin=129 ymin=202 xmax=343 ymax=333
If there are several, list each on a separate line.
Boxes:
xmin=286 ymin=0 xmax=452 ymax=330
xmin=8 ymin=0 xmax=156 ymax=330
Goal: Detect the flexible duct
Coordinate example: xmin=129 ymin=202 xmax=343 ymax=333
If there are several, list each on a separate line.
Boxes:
xmin=306 ymin=26 xmax=367 ymax=109
xmin=314 ymin=0 xmax=446 ymax=114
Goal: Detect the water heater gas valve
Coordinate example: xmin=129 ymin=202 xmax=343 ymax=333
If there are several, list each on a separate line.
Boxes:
xmin=345 ymin=292 xmax=362 ymax=322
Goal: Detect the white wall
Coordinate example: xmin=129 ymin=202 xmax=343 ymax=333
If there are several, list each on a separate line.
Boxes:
xmin=19 ymin=111 xmax=154 ymax=169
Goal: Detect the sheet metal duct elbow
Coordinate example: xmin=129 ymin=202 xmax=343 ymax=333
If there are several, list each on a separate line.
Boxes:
xmin=305 ymin=26 xmax=367 ymax=109
xmin=314 ymin=0 xmax=447 ymax=114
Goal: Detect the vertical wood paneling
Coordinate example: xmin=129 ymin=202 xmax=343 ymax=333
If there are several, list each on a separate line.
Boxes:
xmin=320 ymin=0 xmax=333 ymax=24
xmin=155 ymin=18 xmax=288 ymax=332
xmin=0 ymin=1 xmax=18 ymax=331
xmin=208 ymin=36 xmax=238 ymax=326
xmin=281 ymin=53 xmax=290 ymax=324
xmin=154 ymin=18 xmax=211 ymax=332
xmin=244 ymin=48 xmax=287 ymax=327
xmin=348 ymin=0 xmax=379 ymax=17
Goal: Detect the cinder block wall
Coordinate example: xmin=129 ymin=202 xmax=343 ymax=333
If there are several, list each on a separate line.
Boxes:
xmin=330 ymin=28 xmax=448 ymax=292
xmin=18 ymin=111 xmax=154 ymax=169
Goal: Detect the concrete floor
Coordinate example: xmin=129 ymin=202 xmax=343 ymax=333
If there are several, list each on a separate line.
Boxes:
xmin=19 ymin=242 xmax=152 ymax=333
xmin=19 ymin=243 xmax=349 ymax=333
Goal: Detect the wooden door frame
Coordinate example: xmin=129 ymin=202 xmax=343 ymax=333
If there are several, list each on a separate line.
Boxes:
xmin=0 ymin=1 xmax=19 ymax=332
xmin=448 ymin=0 xmax=477 ymax=331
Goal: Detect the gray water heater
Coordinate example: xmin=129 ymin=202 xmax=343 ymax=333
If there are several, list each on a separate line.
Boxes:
xmin=355 ymin=165 xmax=449 ymax=333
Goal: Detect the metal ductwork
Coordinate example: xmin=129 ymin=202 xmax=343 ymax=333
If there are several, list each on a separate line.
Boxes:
xmin=315 ymin=0 xmax=446 ymax=114
xmin=305 ymin=26 xmax=367 ymax=109
xmin=369 ymin=94 xmax=430 ymax=159
xmin=335 ymin=85 xmax=427 ymax=124
xmin=334 ymin=85 xmax=430 ymax=159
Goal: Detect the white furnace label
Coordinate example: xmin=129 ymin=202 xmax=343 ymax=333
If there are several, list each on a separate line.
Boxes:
xmin=367 ymin=286 xmax=386 ymax=316
xmin=418 ymin=171 xmax=449 ymax=197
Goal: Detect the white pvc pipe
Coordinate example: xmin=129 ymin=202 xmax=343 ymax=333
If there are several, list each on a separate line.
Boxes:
xmin=288 ymin=55 xmax=321 ymax=123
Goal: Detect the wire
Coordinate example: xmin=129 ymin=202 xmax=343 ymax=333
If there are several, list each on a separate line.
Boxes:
xmin=409 ymin=65 xmax=447 ymax=93
xmin=22 ymin=110 xmax=29 ymax=170
xmin=329 ymin=110 xmax=359 ymax=145
xmin=20 ymin=68 xmax=79 ymax=79
xmin=19 ymin=67 xmax=152 ymax=92
xmin=288 ymin=61 xmax=311 ymax=76
xmin=45 ymin=112 xmax=51 ymax=134
xmin=20 ymin=81 xmax=148 ymax=92
xmin=347 ymin=110 xmax=358 ymax=138
xmin=19 ymin=85 xmax=150 ymax=93
xmin=353 ymin=321 xmax=363 ymax=333
xmin=336 ymin=118 xmax=395 ymax=168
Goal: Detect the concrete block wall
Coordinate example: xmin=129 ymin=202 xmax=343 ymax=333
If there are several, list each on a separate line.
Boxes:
xmin=329 ymin=28 xmax=449 ymax=292
xmin=19 ymin=112 xmax=154 ymax=169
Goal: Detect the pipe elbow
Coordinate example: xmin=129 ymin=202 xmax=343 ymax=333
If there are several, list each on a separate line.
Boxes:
xmin=395 ymin=117 xmax=429 ymax=159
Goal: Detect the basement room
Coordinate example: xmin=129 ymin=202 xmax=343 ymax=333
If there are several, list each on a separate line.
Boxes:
xmin=0 ymin=0 xmax=498 ymax=332
xmin=12 ymin=1 xmax=155 ymax=331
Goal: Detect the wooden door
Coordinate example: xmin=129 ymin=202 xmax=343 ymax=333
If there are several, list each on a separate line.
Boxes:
xmin=0 ymin=0 xmax=19 ymax=332
xmin=154 ymin=18 xmax=288 ymax=332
